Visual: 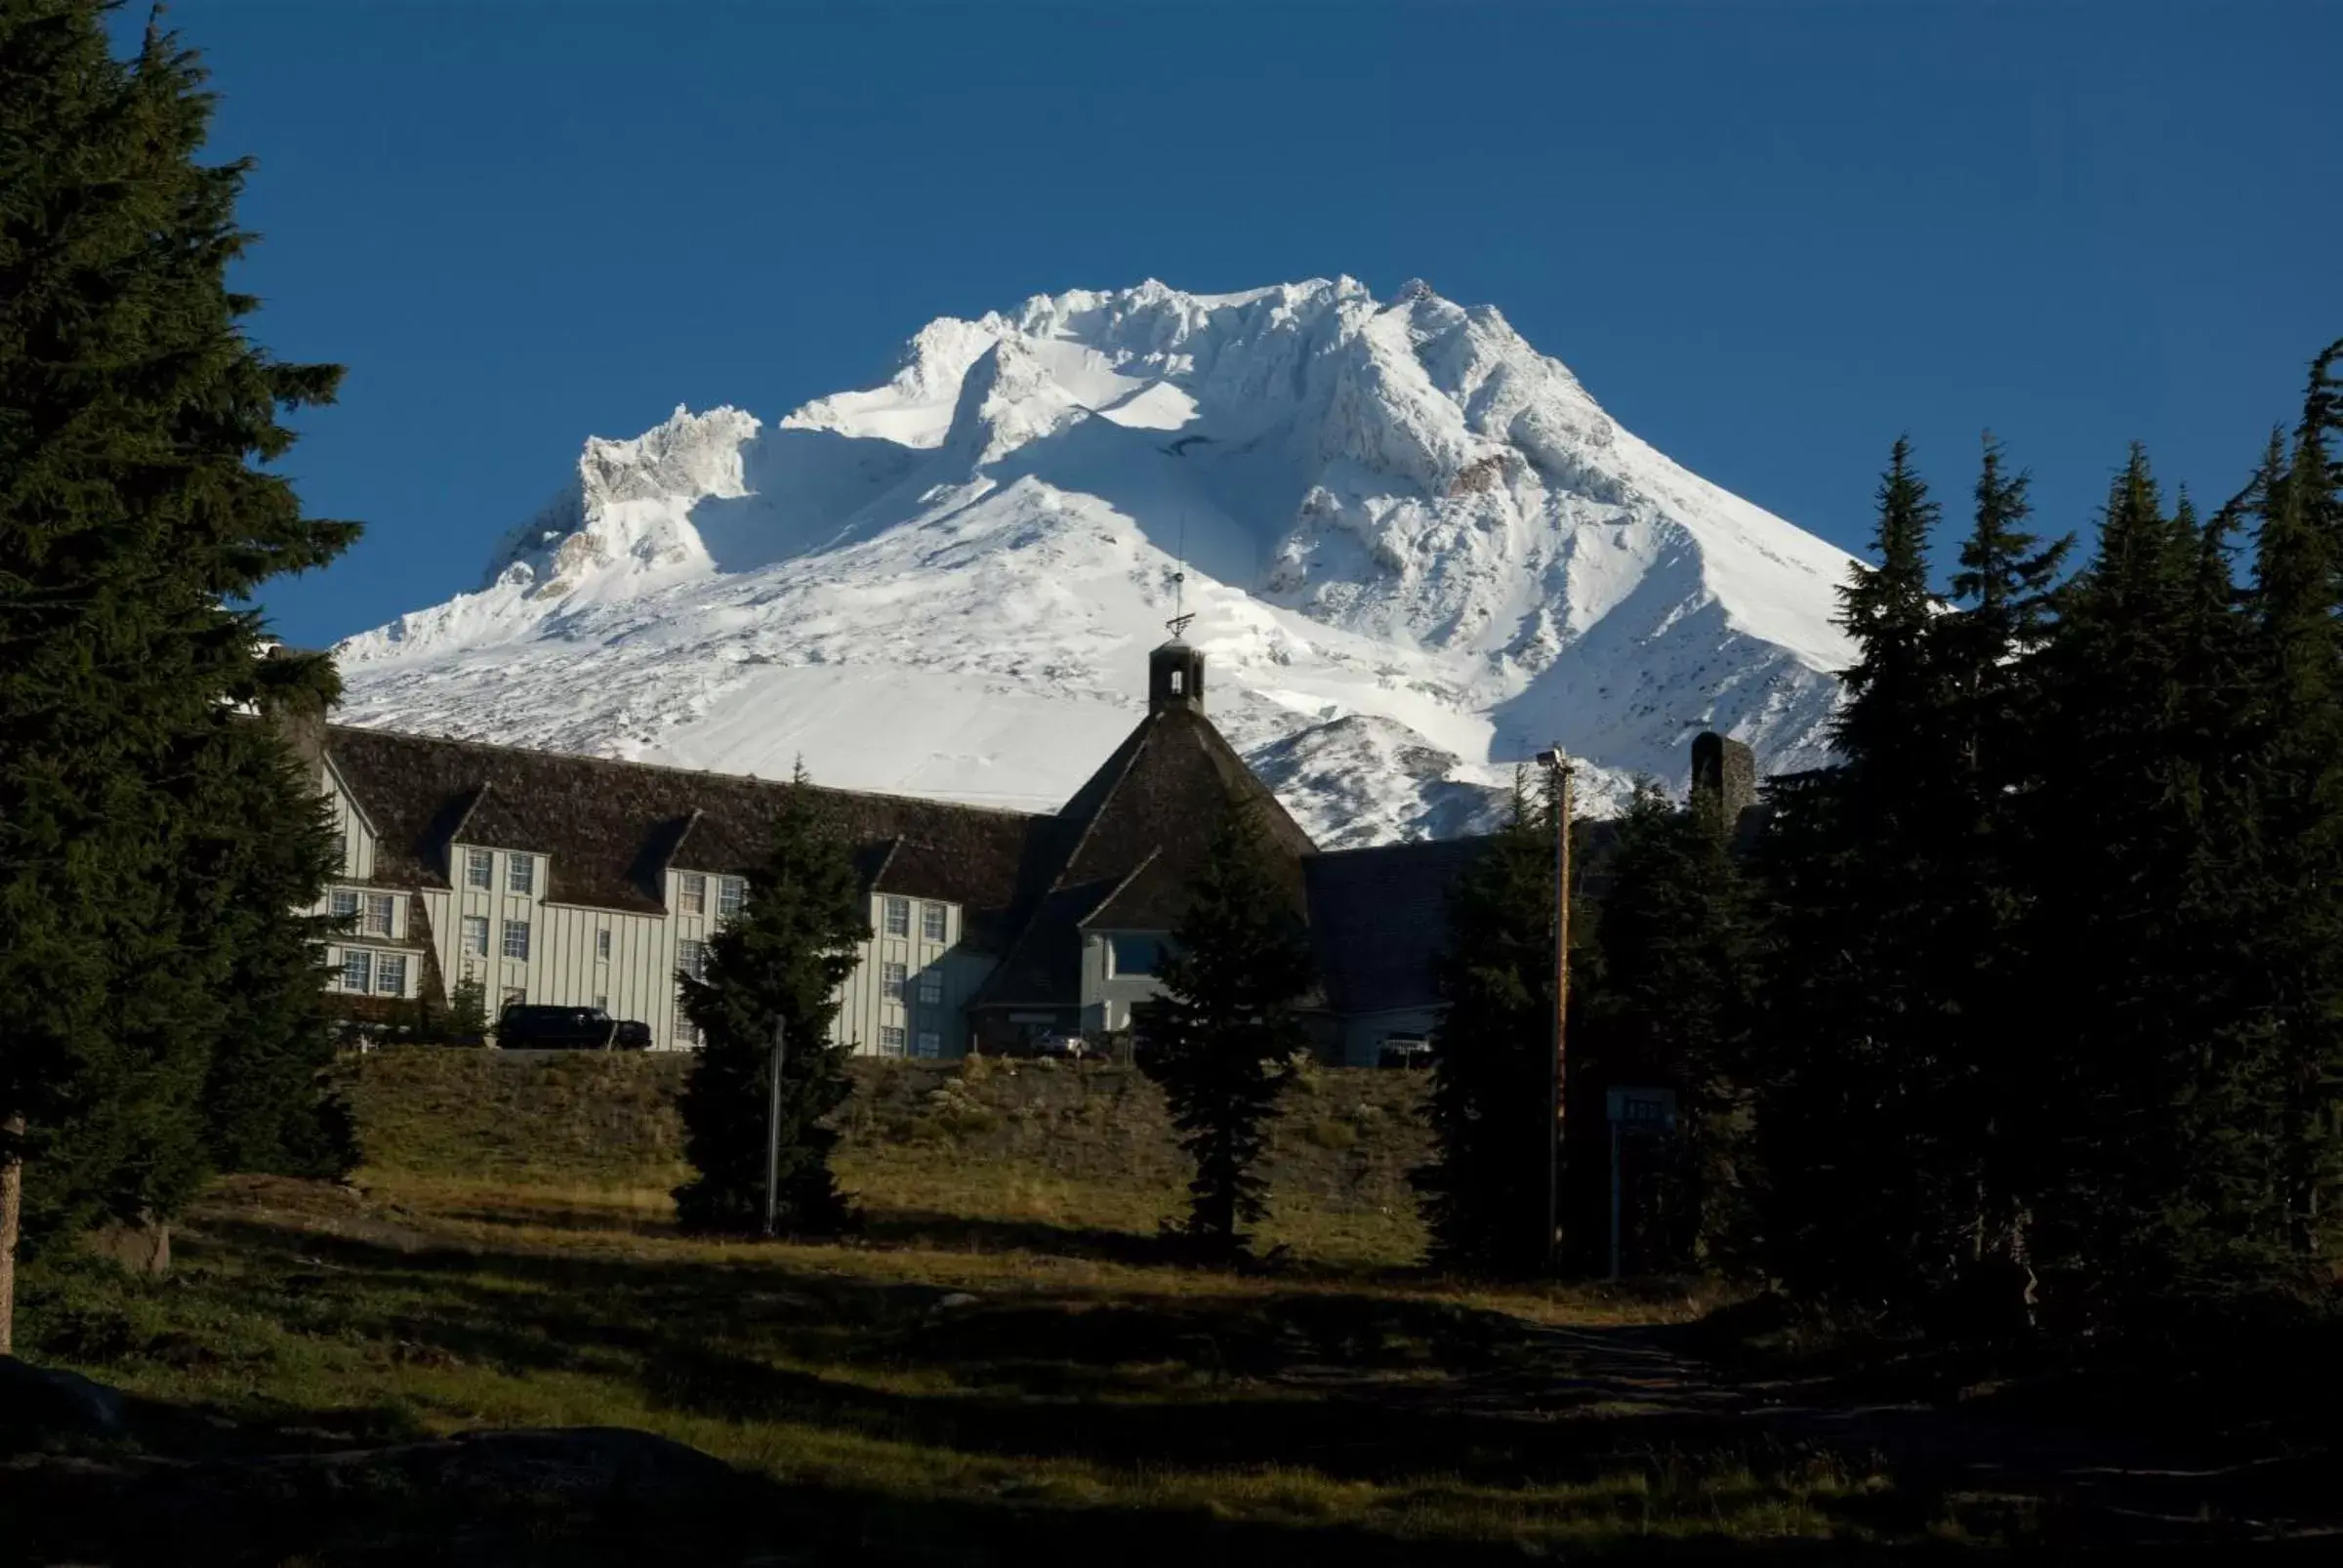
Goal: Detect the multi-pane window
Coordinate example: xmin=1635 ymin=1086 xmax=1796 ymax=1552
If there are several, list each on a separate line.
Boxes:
xmin=465 ymin=848 xmax=494 ymax=889
xmin=678 ymin=939 xmax=709 ymax=981
xmin=882 ymin=961 xmax=907 ymax=1001
xmin=678 ymin=872 xmax=706 ymax=915
xmin=596 ymin=928 xmax=612 ymax=961
xmin=330 ymin=888 xmax=360 ymax=922
xmin=340 ymin=949 xmax=373 ymax=992
xmin=461 ymin=916 xmax=489 ymax=957
xmin=507 ymin=852 xmax=537 ymax=895
xmin=363 ymin=893 xmax=396 ymax=938
xmin=918 ymin=971 xmax=943 ymax=1006
xmin=376 ymin=953 xmax=407 ymax=996
xmin=717 ymin=877 xmax=744 ymax=919
xmin=921 ymin=902 xmax=946 ymax=942
xmin=915 ymin=1031 xmax=941 ymax=1059
xmin=676 ymin=1014 xmax=700 ymax=1047
xmin=880 ymin=1025 xmax=907 ymax=1057
xmin=883 ymin=897 xmax=909 ymax=937
xmin=502 ymin=920 xmax=531 ymax=961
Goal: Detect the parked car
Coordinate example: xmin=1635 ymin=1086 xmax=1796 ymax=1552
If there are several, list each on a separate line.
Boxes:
xmin=612 ymin=1019 xmax=653 ymax=1051
xmin=495 ymin=1004 xmax=622 ymax=1051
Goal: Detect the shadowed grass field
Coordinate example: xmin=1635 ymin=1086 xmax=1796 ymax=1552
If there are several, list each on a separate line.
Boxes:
xmin=17 ymin=1052 xmax=2294 ymax=1563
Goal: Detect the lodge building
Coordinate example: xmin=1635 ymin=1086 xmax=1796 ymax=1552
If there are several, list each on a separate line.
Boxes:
xmin=289 ymin=640 xmax=1754 ymax=1062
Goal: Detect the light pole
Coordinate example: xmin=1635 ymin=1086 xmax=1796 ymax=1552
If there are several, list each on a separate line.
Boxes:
xmin=761 ymin=1017 xmax=786 ymax=1239
xmin=1535 ymin=746 xmax=1574 ymax=1270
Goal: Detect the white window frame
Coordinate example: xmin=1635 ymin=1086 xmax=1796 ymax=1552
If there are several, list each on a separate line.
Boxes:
xmin=461 ymin=916 xmax=489 ymax=958
xmin=678 ymin=938 xmax=709 ymax=981
xmin=882 ymin=961 xmax=907 ymax=1002
xmin=508 ymin=852 xmax=536 ymax=895
xmin=921 ymin=902 xmax=947 ymax=942
xmin=915 ymin=1030 xmax=941 ymax=1059
xmin=678 ymin=872 xmax=707 ymax=916
xmin=329 ymin=888 xmax=360 ymax=923
xmin=340 ymin=949 xmax=373 ymax=993
xmin=502 ymin=920 xmax=531 ymax=961
xmin=596 ymin=928 xmax=612 ymax=961
xmin=880 ymin=1024 xmax=907 ymax=1057
xmin=465 ymin=848 xmax=493 ymax=889
xmin=376 ymin=952 xmax=407 ymax=996
xmin=883 ymin=896 xmax=909 ymax=937
xmin=717 ymin=877 xmax=744 ymax=920
xmin=918 ymin=970 xmax=943 ymax=1007
xmin=363 ymin=893 xmax=396 ymax=938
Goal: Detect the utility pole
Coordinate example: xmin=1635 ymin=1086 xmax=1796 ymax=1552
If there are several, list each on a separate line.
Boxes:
xmin=761 ymin=1017 xmax=786 ymax=1239
xmin=1535 ymin=747 xmax=1575 ymax=1269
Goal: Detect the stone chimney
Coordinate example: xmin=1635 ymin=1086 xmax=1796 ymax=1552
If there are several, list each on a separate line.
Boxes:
xmin=1148 ymin=640 xmax=1206 ymax=716
xmin=1689 ymin=731 xmax=1756 ymax=834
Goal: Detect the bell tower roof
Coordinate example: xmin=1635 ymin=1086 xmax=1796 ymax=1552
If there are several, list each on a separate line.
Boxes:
xmin=1148 ymin=639 xmax=1205 ymax=716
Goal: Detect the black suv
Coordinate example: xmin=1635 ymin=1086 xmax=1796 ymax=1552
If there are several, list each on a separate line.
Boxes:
xmin=496 ymin=1004 xmax=624 ymax=1051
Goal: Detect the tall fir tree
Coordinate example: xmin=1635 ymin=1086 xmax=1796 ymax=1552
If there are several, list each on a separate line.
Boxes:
xmin=2239 ymin=341 xmax=2343 ymax=1273
xmin=0 ymin=3 xmax=357 ymax=1349
xmin=1133 ymin=799 xmax=1317 ymax=1256
xmin=1934 ymin=436 xmax=2072 ymax=1332
xmin=1579 ymin=779 xmax=1762 ymax=1273
xmin=195 ymin=685 xmax=358 ymax=1178
xmin=1414 ymin=770 xmax=1572 ymax=1274
xmin=2018 ymin=448 xmax=2251 ymax=1322
xmin=674 ymin=770 xmax=868 ymax=1235
xmin=1756 ymin=440 xmax=1970 ymax=1310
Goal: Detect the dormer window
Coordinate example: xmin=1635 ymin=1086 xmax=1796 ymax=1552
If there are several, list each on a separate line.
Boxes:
xmin=508 ymin=852 xmax=537 ymax=895
xmin=465 ymin=848 xmax=493 ymax=889
xmin=679 ymin=872 xmax=707 ymax=916
xmin=884 ymin=897 xmax=909 ymax=937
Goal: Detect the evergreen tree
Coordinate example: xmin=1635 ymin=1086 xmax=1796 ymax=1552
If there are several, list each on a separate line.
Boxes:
xmin=1934 ymin=436 xmax=2073 ymax=1331
xmin=1414 ymin=771 xmax=1570 ymax=1274
xmin=1756 ymin=440 xmax=1969 ymax=1310
xmin=2018 ymin=448 xmax=2249 ymax=1321
xmin=1133 ymin=800 xmax=1317 ymax=1256
xmin=673 ymin=770 xmax=867 ymax=1235
xmin=1581 ymin=780 xmax=1762 ymax=1273
xmin=196 ymin=687 xmax=357 ymax=1177
xmin=447 ymin=974 xmax=491 ymax=1044
xmin=0 ymin=4 xmax=356 ymax=1348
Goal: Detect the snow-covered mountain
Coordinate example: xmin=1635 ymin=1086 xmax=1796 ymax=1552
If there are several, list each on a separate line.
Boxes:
xmin=333 ymin=277 xmax=1858 ymax=846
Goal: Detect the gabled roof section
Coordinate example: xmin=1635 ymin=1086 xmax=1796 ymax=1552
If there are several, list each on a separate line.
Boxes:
xmin=322 ymin=724 xmax=1043 ymax=934
xmin=972 ymin=704 xmax=1319 ymax=1010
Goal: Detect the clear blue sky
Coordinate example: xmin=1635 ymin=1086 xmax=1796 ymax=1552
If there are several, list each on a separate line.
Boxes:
xmin=134 ymin=1 xmax=2340 ymax=649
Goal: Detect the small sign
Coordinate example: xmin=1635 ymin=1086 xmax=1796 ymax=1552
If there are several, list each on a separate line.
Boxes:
xmin=1606 ymin=1086 xmax=1677 ymax=1133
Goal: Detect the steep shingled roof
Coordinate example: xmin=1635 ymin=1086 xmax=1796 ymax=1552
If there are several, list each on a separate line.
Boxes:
xmin=322 ymin=725 xmax=1046 ymax=948
xmin=1303 ymin=837 xmax=1488 ymax=1016
xmin=972 ymin=702 xmax=1318 ymax=1010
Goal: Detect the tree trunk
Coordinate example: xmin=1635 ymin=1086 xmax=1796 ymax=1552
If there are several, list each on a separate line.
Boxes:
xmin=0 ymin=1113 xmax=24 ymax=1357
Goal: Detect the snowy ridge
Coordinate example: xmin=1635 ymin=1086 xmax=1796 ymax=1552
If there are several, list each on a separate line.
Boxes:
xmin=334 ymin=278 xmax=1858 ymax=845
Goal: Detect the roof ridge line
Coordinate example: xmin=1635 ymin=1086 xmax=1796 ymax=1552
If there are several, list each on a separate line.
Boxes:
xmin=1075 ymin=846 xmax=1162 ymax=930
xmin=324 ymin=721 xmax=1046 ymax=821
xmin=1048 ymin=711 xmax=1160 ymax=893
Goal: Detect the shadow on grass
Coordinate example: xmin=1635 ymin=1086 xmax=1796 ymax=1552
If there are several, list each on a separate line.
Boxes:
xmin=31 ymin=1205 xmax=2337 ymax=1562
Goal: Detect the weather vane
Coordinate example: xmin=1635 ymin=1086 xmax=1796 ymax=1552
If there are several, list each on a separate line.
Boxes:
xmin=1167 ymin=519 xmax=1194 ymax=640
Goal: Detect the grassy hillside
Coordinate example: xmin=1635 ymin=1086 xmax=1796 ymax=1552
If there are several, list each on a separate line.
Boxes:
xmin=344 ymin=1050 xmax=1436 ymax=1266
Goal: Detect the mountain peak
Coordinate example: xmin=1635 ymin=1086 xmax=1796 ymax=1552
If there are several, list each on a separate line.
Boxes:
xmin=336 ymin=278 xmax=1856 ymax=845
